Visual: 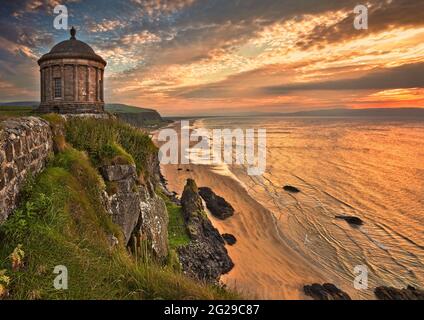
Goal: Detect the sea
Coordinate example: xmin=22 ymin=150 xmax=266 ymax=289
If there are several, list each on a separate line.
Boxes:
xmin=194 ymin=116 xmax=424 ymax=298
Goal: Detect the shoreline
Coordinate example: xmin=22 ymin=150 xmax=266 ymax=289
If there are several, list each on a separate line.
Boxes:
xmin=152 ymin=119 xmax=333 ymax=299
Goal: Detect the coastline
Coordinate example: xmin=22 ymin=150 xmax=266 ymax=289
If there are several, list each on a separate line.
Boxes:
xmin=153 ymin=119 xmax=335 ymax=299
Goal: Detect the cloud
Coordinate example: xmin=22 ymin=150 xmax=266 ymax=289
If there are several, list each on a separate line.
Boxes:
xmin=296 ymin=0 xmax=424 ymax=50
xmin=264 ymin=62 xmax=424 ymax=94
xmin=131 ymin=0 xmax=196 ymax=16
xmin=1 ymin=0 xmax=424 ymax=113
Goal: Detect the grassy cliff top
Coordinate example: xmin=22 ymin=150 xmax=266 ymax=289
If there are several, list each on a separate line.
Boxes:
xmin=105 ymin=104 xmax=158 ymax=114
xmin=0 ymin=115 xmax=237 ymax=300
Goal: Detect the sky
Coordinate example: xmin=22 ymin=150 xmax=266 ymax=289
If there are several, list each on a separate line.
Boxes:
xmin=0 ymin=0 xmax=423 ymax=116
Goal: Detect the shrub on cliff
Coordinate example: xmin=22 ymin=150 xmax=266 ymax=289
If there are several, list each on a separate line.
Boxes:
xmin=64 ymin=118 xmax=156 ymax=177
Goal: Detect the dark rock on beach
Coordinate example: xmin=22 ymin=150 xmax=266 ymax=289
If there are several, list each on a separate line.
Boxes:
xmin=335 ymin=215 xmax=363 ymax=226
xmin=375 ymin=285 xmax=424 ymax=300
xmin=283 ymin=185 xmax=301 ymax=193
xmin=304 ymin=283 xmax=351 ymax=300
xmin=222 ymin=233 xmax=237 ymax=245
xmin=177 ymin=179 xmax=234 ymax=284
xmin=198 ymin=187 xmax=235 ymax=220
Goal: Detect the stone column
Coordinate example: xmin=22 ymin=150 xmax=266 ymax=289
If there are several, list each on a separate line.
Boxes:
xmin=50 ymin=66 xmax=54 ymax=101
xmin=95 ymin=67 xmax=99 ymax=101
xmin=74 ymin=64 xmax=78 ymax=102
xmin=101 ymin=68 xmax=104 ymax=102
xmin=40 ymin=68 xmax=44 ymax=102
xmin=86 ymin=65 xmax=89 ymax=101
xmin=42 ymin=68 xmax=46 ymax=102
xmin=61 ymin=64 xmax=64 ymax=100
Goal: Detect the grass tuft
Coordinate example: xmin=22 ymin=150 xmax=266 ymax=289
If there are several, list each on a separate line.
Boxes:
xmin=64 ymin=118 xmax=156 ymax=178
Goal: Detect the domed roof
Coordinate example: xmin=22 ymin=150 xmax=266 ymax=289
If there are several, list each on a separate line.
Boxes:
xmin=50 ymin=39 xmax=96 ymax=55
xmin=38 ymin=27 xmax=106 ymax=65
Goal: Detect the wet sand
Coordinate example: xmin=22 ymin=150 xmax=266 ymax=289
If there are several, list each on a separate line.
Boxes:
xmin=153 ymin=122 xmax=333 ymax=299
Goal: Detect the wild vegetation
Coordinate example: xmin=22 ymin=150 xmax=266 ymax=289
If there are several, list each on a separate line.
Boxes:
xmin=0 ymin=115 xmax=236 ymax=300
xmin=64 ymin=118 xmax=156 ymax=176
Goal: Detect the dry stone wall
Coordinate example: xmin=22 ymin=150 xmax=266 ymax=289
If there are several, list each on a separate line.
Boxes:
xmin=0 ymin=117 xmax=53 ymax=222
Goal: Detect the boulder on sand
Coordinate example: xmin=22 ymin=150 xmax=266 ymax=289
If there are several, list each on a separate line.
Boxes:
xmin=304 ymin=283 xmax=351 ymax=300
xmin=335 ymin=215 xmax=363 ymax=226
xmin=283 ymin=185 xmax=300 ymax=193
xmin=374 ymin=285 xmax=424 ymax=300
xmin=222 ymin=233 xmax=237 ymax=245
xmin=198 ymin=187 xmax=235 ymax=220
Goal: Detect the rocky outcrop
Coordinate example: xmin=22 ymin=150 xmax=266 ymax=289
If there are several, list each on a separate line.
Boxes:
xmin=138 ymin=185 xmax=169 ymax=259
xmin=375 ymin=286 xmax=424 ymax=300
xmin=283 ymin=185 xmax=301 ymax=193
xmin=198 ymin=187 xmax=234 ymax=220
xmin=335 ymin=215 xmax=363 ymax=226
xmin=0 ymin=117 xmax=53 ymax=222
xmin=304 ymin=283 xmax=351 ymax=300
xmin=222 ymin=233 xmax=237 ymax=245
xmin=101 ymin=165 xmax=140 ymax=243
xmin=177 ymin=179 xmax=234 ymax=283
xmin=101 ymin=164 xmax=169 ymax=260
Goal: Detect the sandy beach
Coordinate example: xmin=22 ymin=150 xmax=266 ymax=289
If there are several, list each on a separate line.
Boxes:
xmin=153 ymin=121 xmax=331 ymax=299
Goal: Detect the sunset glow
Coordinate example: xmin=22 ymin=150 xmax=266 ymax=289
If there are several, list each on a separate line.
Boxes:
xmin=1 ymin=0 xmax=423 ymax=115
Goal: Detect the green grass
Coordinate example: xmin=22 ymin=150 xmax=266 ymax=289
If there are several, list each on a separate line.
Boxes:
xmin=0 ymin=146 xmax=237 ymax=300
xmin=156 ymin=188 xmax=190 ymax=250
xmin=65 ymin=118 xmax=157 ymax=177
xmin=97 ymin=142 xmax=135 ymax=166
xmin=166 ymin=200 xmax=190 ymax=250
xmin=0 ymin=106 xmax=35 ymax=121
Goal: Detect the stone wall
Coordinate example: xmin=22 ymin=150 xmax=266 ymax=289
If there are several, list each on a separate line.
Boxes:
xmin=0 ymin=117 xmax=53 ymax=223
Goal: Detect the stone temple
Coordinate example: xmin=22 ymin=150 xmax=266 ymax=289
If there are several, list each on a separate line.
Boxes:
xmin=37 ymin=27 xmax=106 ymax=114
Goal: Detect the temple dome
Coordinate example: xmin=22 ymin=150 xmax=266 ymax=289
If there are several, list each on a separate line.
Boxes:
xmin=50 ymin=39 xmax=96 ymax=55
xmin=37 ymin=26 xmax=106 ymax=114
xmin=38 ymin=27 xmax=106 ymax=65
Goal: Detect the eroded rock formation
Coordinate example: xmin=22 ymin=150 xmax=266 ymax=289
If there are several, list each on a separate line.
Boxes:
xmin=177 ymin=179 xmax=234 ymax=283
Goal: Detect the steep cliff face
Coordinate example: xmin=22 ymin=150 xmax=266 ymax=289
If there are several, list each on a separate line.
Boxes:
xmin=101 ymin=163 xmax=169 ymax=260
xmin=177 ymin=179 xmax=234 ymax=283
xmin=62 ymin=116 xmax=170 ymax=260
